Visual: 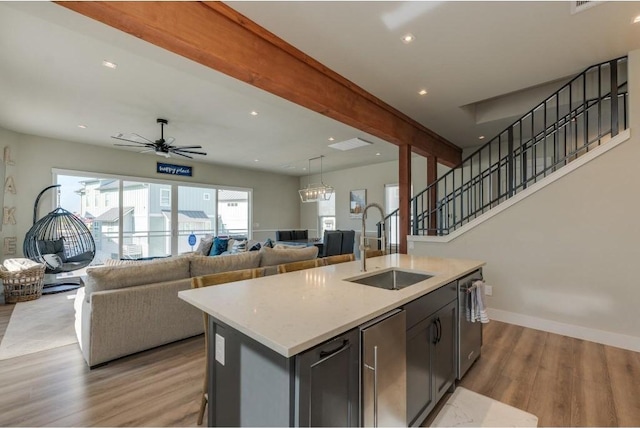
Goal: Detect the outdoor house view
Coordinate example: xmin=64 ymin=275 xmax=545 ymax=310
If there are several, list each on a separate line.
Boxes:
xmin=57 ymin=173 xmax=250 ymax=263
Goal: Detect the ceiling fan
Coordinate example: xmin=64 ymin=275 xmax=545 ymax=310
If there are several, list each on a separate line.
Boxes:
xmin=112 ymin=118 xmax=207 ymax=159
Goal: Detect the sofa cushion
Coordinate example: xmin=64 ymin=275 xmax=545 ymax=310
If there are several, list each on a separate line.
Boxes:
xmin=84 ymin=257 xmax=190 ymax=302
xmin=209 ymin=237 xmax=229 ymax=256
xmin=258 ymin=246 xmax=318 ymax=267
xmin=190 ymin=251 xmax=261 ymax=278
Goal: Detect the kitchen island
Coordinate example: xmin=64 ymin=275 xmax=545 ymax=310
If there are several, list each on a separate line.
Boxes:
xmin=179 ymin=254 xmax=484 ymax=427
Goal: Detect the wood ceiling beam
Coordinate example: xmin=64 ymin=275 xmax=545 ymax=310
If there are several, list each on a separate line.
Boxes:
xmin=57 ymin=1 xmax=462 ymax=167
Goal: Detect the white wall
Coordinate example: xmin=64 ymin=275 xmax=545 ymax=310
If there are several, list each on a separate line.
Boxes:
xmin=299 ymin=155 xmax=449 ymax=238
xmin=0 ymin=129 xmax=300 ymax=261
xmin=409 ymin=49 xmax=640 ymax=351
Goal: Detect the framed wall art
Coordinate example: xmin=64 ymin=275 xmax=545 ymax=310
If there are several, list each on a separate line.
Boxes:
xmin=349 ymin=189 xmax=366 ymax=218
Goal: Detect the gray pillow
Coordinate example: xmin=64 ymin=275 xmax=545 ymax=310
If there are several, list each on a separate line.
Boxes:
xmin=259 ymin=246 xmax=318 ymax=267
xmin=195 ymin=235 xmax=214 ymax=256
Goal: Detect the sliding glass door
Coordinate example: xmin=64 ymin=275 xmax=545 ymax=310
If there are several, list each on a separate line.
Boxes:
xmin=177 ymin=185 xmax=216 ymax=253
xmin=54 ymin=170 xmax=251 ymax=262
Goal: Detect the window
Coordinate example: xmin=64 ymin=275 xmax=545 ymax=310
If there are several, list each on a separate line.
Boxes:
xmin=178 ymin=185 xmax=216 ymax=254
xmin=218 ymin=189 xmax=249 ymax=236
xmin=160 ymin=188 xmax=171 ymax=207
xmin=54 ymin=169 xmax=252 ymax=261
xmin=318 ymin=192 xmax=335 ymax=237
xmin=385 ymin=184 xmax=399 ymax=247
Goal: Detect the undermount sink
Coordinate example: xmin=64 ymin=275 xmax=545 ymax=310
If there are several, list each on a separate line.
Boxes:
xmin=345 ymin=268 xmax=434 ymax=291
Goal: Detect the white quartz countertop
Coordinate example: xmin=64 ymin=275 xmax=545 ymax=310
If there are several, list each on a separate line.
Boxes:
xmin=179 ymin=254 xmax=484 ymax=357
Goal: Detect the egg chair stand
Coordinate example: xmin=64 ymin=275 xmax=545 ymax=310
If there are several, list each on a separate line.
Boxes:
xmin=23 ymin=185 xmax=96 ymax=294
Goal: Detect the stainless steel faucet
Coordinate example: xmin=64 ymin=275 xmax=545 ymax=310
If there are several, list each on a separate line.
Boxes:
xmin=360 ymin=202 xmax=386 ymax=272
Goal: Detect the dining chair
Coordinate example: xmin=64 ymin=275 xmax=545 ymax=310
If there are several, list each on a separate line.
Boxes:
xmin=323 ymin=253 xmax=355 ymax=265
xmin=191 ymin=267 xmax=266 ymax=425
xmin=277 ymin=258 xmax=326 ymax=274
xmin=364 ymin=249 xmax=385 ymax=258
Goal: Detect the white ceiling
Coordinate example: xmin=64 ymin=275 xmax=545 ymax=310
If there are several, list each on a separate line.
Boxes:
xmin=1 ymin=1 xmax=639 ymax=176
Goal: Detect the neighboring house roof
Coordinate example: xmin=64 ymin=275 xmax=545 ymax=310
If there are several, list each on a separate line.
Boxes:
xmin=94 ymin=206 xmax=134 ymax=222
xmin=161 ymin=210 xmax=210 ymax=222
xmin=218 ymin=189 xmax=248 ymax=202
xmin=97 ymin=179 xmax=119 ymax=190
xmin=84 ymin=211 xmax=95 ymax=219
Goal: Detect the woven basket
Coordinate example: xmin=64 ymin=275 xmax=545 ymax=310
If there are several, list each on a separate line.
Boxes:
xmin=1 ymin=263 xmax=46 ymax=303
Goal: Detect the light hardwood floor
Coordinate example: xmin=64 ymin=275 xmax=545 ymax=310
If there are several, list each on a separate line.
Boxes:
xmin=0 ymin=306 xmax=639 ymax=426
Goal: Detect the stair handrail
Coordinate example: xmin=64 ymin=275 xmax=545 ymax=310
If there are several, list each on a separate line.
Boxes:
xmin=381 ymin=55 xmax=628 ymax=248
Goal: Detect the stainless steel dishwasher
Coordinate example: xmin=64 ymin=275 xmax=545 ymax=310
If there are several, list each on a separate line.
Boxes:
xmin=360 ymin=309 xmax=406 ymax=427
xmin=457 ymin=269 xmax=483 ymax=380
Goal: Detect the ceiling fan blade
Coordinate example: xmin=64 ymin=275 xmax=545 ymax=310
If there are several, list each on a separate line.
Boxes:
xmin=114 ymin=143 xmax=153 ymax=148
xmin=139 ymin=148 xmax=156 ymax=154
xmin=111 ymin=134 xmax=151 ymax=145
xmin=164 ymin=137 xmax=176 ymax=146
xmin=173 ymin=149 xmax=207 ymax=156
xmin=173 ymin=145 xmax=203 ymax=150
xmin=130 ymin=132 xmax=156 ymax=144
xmin=172 ymin=151 xmax=193 ymax=159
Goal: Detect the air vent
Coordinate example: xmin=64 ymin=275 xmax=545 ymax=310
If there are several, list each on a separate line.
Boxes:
xmin=328 ymin=137 xmax=373 ymax=151
xmin=571 ymin=1 xmax=601 ymax=14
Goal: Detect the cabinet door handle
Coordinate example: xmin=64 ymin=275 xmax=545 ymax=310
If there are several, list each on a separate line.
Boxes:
xmin=373 ymin=345 xmax=379 ymax=428
xmin=431 ymin=320 xmax=438 ymax=344
xmin=319 ymin=339 xmax=349 ymax=359
xmin=436 ymin=318 xmax=442 ymax=344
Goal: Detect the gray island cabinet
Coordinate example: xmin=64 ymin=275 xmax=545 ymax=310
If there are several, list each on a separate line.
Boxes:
xmin=178 ymin=254 xmax=484 ymax=427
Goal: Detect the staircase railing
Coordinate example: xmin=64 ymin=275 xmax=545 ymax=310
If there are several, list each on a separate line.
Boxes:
xmin=382 ymin=56 xmax=628 ymax=251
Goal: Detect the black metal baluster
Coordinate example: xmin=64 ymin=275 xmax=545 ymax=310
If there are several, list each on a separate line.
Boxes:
xmin=611 ymin=59 xmax=618 ymax=137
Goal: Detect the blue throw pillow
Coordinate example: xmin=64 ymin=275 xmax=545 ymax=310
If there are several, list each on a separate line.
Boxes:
xmin=263 ymin=238 xmax=274 ymax=248
xmin=209 ymin=237 xmax=229 ymax=256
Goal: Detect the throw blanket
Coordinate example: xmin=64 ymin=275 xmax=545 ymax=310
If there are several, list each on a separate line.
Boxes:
xmin=466 ymin=279 xmax=490 ymax=323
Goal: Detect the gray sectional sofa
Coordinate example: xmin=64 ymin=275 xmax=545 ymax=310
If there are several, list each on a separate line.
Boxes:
xmin=74 ymin=246 xmax=318 ymax=368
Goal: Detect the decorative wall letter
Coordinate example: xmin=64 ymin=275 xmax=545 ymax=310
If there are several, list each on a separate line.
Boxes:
xmin=3 ymin=146 xmax=15 ymax=165
xmin=3 ymin=207 xmax=16 ymax=225
xmin=4 ymin=176 xmax=16 ymax=194
xmin=3 ymin=237 xmax=16 ymax=255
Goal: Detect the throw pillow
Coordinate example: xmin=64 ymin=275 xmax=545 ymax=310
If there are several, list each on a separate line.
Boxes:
xmin=230 ymin=239 xmax=247 ymax=253
xmin=263 ymin=238 xmax=275 ymax=248
xmin=249 ymin=242 xmax=261 ymax=251
xmin=42 ymin=253 xmax=63 ymax=269
xmin=2 ymin=258 xmax=41 ymax=272
xmin=209 ymin=237 xmax=229 ymax=256
xmin=195 ymin=234 xmax=214 ymax=256
xmin=37 ymin=238 xmax=66 ymax=262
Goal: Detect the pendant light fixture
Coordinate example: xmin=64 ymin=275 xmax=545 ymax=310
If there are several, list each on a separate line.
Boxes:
xmin=298 ymin=155 xmax=334 ymax=203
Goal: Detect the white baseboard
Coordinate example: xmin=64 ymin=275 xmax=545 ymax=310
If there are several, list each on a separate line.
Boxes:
xmin=488 ymin=308 xmax=640 ymax=353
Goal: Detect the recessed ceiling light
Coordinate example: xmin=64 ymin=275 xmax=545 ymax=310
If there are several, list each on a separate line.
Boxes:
xmin=376 ymin=153 xmax=381 ymax=156
xmin=328 ymin=137 xmax=335 ymax=141
xmin=478 ymin=136 xmax=485 ymax=140
xmin=77 ymin=124 xmax=87 ymax=129
xmin=102 ymin=60 xmax=117 ymax=69
xmin=250 ymin=111 xmax=259 ymax=116
xmin=254 ymin=159 xmax=259 ymax=162
xmin=401 ymin=33 xmax=415 ymax=44
xmin=418 ymin=89 xmax=428 ymax=96
xmin=634 ymin=15 xmax=640 ymax=24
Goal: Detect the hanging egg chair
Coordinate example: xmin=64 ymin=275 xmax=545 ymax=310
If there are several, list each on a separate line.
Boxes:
xmin=23 ymin=185 xmax=96 ymax=275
